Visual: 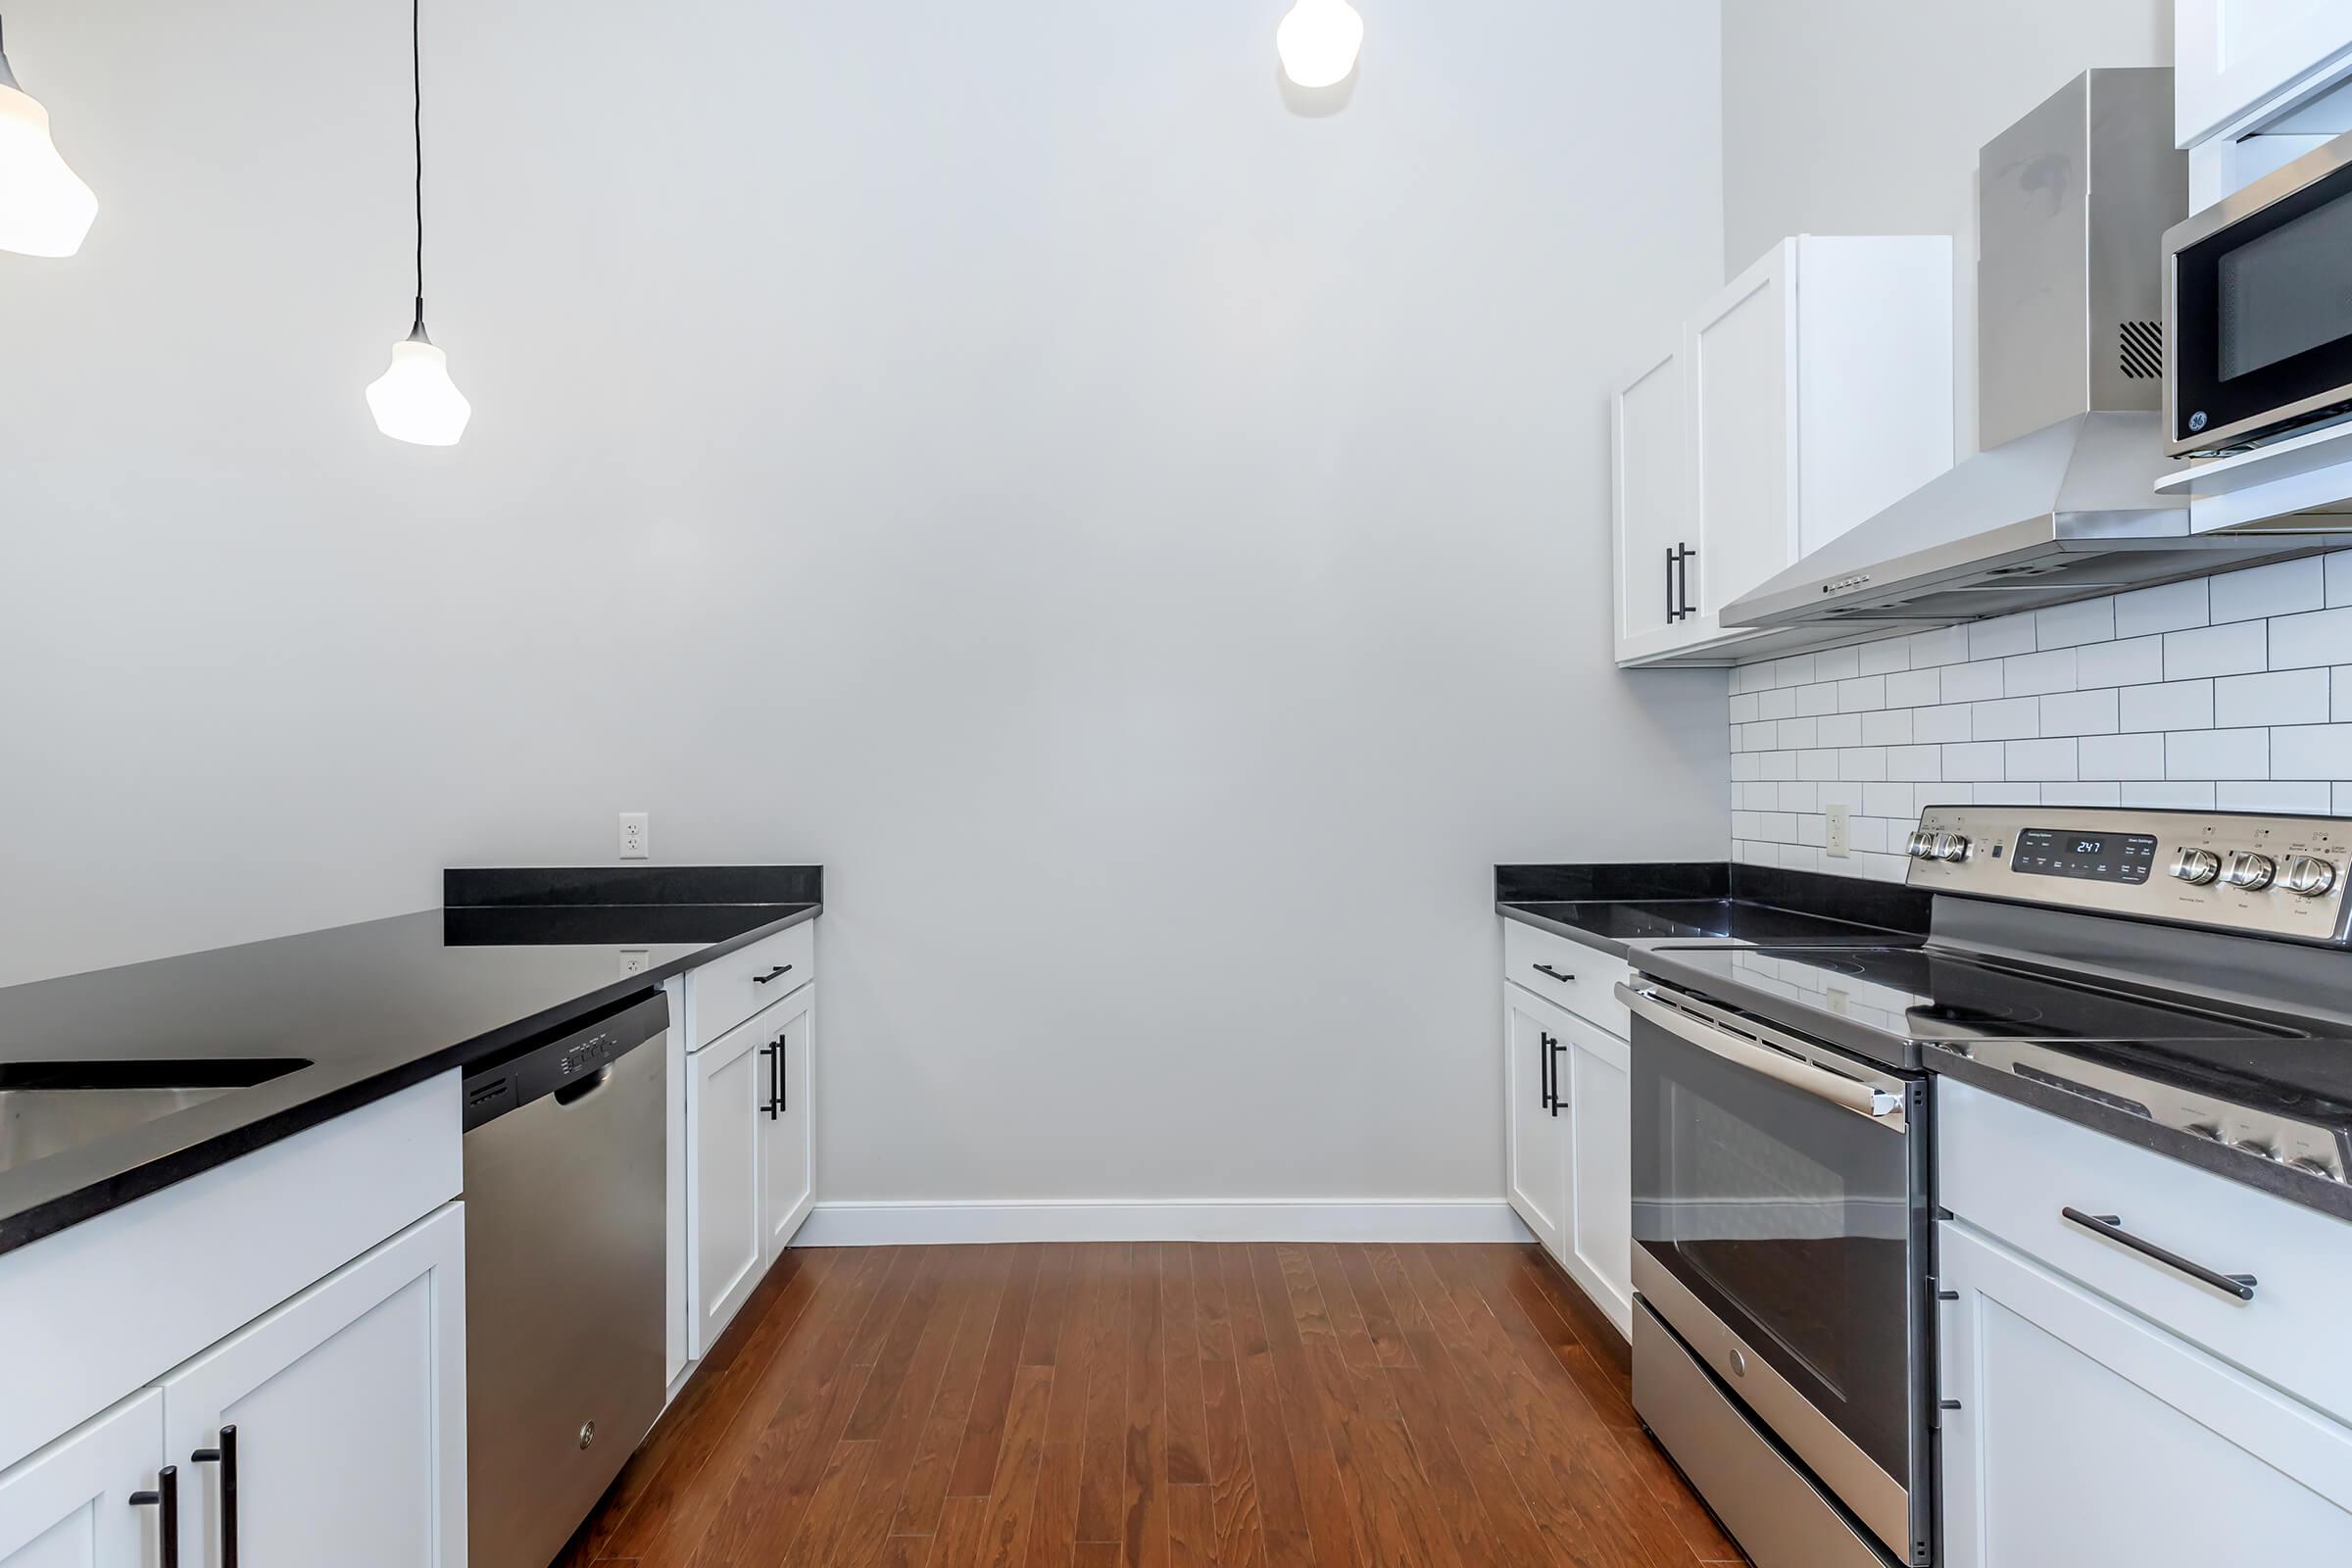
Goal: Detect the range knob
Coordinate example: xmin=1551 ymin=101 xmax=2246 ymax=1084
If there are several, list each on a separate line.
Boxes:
xmin=2169 ymin=847 xmax=2223 ymax=886
xmin=2221 ymin=851 xmax=2278 ymax=891
xmin=1930 ymin=833 xmax=1971 ymax=862
xmin=1904 ymin=828 xmax=1937 ymax=859
xmin=2282 ymin=856 xmax=2339 ymax=899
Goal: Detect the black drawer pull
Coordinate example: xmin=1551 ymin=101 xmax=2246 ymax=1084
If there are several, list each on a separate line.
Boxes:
xmin=191 ymin=1426 xmax=237 ymax=1568
xmin=1532 ymin=962 xmax=1575 ymax=984
xmin=129 ymin=1464 xmax=179 ymax=1568
xmin=753 ymin=963 xmax=795 ymax=985
xmin=760 ymin=1045 xmax=780 ymax=1119
xmin=1548 ymin=1035 xmax=1566 ymax=1119
xmin=1539 ymin=1031 xmax=1555 ymax=1111
xmin=2060 ymin=1208 xmax=2257 ymax=1300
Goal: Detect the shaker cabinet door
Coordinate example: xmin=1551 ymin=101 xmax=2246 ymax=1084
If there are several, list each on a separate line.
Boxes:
xmin=1560 ymin=1016 xmax=1634 ymax=1337
xmin=1503 ymin=986 xmax=1570 ymax=1257
xmin=688 ymin=1016 xmax=768 ymax=1357
xmin=759 ymin=988 xmax=816 ymax=1268
xmin=1612 ymin=335 xmax=1692 ymax=658
xmin=0 ymin=1393 xmax=164 ymax=1568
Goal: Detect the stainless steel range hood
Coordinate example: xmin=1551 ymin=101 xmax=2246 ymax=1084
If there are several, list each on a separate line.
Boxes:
xmin=1724 ymin=68 xmax=2352 ymax=637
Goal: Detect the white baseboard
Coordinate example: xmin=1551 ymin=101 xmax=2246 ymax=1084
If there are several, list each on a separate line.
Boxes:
xmin=793 ymin=1199 xmax=1534 ymax=1248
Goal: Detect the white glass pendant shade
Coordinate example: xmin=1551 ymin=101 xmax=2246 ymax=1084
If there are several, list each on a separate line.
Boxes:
xmin=0 ymin=74 xmax=98 ymax=258
xmin=367 ymin=337 xmax=471 ymax=446
xmin=1276 ymin=0 xmax=1364 ymax=88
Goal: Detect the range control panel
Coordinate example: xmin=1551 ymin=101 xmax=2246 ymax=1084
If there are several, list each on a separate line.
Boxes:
xmin=1903 ymin=807 xmax=2352 ymax=944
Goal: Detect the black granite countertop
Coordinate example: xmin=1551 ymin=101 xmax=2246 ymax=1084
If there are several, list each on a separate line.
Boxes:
xmin=1495 ymin=861 xmax=1930 ymax=958
xmin=0 ymin=865 xmax=820 ymax=1257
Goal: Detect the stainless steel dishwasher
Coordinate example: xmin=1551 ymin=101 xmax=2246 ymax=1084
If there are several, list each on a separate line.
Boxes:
xmin=462 ymin=990 xmax=667 ymax=1568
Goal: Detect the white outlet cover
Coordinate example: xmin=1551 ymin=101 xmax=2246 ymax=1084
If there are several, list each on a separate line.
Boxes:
xmin=1825 ymin=803 xmax=1851 ymax=858
xmin=618 ymin=811 xmax=651 ymax=860
xmin=618 ymin=949 xmax=651 ymax=977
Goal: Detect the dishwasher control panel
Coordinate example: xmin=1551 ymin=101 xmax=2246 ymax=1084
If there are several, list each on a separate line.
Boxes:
xmin=460 ymin=990 xmax=669 ymax=1130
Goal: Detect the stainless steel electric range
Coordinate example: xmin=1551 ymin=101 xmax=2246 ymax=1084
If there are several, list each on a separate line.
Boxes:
xmin=1617 ymin=806 xmax=2352 ymax=1568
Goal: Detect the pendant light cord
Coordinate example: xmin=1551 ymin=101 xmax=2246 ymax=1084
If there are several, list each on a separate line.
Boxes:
xmin=409 ymin=0 xmax=426 ymax=339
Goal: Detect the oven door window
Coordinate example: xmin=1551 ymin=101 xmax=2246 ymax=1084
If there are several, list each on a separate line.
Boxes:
xmin=1631 ymin=1013 xmax=1915 ymax=1483
xmin=2174 ymin=154 xmax=2352 ymax=450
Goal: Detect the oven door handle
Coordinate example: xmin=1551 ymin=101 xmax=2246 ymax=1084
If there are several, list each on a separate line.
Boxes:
xmin=1616 ymin=983 xmax=1905 ymax=1124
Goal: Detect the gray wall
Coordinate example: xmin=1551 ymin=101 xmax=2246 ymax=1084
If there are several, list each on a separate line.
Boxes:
xmin=0 ymin=0 xmax=1729 ymax=1206
xmin=1723 ymin=0 xmax=2171 ymax=456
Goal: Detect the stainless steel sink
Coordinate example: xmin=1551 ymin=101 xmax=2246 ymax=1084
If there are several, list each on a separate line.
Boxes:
xmin=0 ymin=1059 xmax=309 ymax=1175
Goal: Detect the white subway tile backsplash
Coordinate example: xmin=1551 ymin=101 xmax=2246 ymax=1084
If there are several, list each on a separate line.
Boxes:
xmin=2078 ymin=732 xmax=2167 ymax=779
xmin=2002 ymin=648 xmax=2079 ymax=696
xmin=1722 ymin=552 xmax=2352 ymax=881
xmin=2214 ymin=668 xmax=2330 ymax=728
xmin=1915 ymin=704 xmax=1973 ymax=743
xmin=2211 ymin=559 xmax=2325 ymax=623
xmin=2115 ymin=578 xmax=2209 ymax=639
xmin=2038 ymin=688 xmax=2119 ymax=737
xmin=2164 ymin=620 xmax=2267 ymax=680
xmin=1942 ymin=742 xmax=2006 ymax=781
xmin=1857 ymin=639 xmax=1910 ymax=677
xmin=1811 ymin=646 xmax=1862 ymax=681
xmin=2166 ymin=728 xmax=2268 ymax=781
xmin=2219 ymin=781 xmax=2332 ymax=812
xmin=1906 ymin=625 xmax=1971 ymax=669
xmin=1861 ymin=709 xmax=1913 ymax=747
xmin=1837 ymin=676 xmax=1887 ymax=712
xmin=2272 ymin=724 xmax=2352 ymax=780
xmin=2267 ymin=607 xmax=2352 ymax=670
xmin=2076 ymin=635 xmax=2164 ymax=689
xmin=1886 ymin=667 xmax=1940 ymax=708
xmin=1969 ymin=614 xmax=2037 ymax=660
xmin=1940 ymin=660 xmax=2005 ymax=702
xmin=2035 ymin=597 xmax=2116 ymax=650
xmin=2005 ymin=738 xmax=2078 ymax=781
xmin=2119 ymin=679 xmax=2214 ymax=734
xmin=1971 ymin=697 xmax=2040 ymax=740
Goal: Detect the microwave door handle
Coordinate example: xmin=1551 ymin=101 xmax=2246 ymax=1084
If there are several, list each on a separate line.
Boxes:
xmin=1615 ymin=983 xmax=1903 ymax=1122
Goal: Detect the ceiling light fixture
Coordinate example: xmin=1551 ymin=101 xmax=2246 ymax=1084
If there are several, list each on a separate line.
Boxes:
xmin=367 ymin=0 xmax=470 ymax=446
xmin=1276 ymin=0 xmax=1364 ymax=89
xmin=0 ymin=14 xmax=99 ymax=258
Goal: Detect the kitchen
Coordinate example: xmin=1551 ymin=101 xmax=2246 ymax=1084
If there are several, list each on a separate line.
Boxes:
xmin=6 ymin=2 xmax=2352 ymax=1566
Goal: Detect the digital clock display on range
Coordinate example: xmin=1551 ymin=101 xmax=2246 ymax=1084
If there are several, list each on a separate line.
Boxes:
xmin=2012 ymin=828 xmax=2159 ymax=884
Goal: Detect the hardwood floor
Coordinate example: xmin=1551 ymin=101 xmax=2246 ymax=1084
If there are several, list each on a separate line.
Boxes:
xmin=566 ymin=1243 xmax=1746 ymax=1567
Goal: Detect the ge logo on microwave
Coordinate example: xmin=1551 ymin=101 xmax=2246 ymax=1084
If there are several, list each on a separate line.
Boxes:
xmin=2188 ymin=411 xmax=2208 ymax=432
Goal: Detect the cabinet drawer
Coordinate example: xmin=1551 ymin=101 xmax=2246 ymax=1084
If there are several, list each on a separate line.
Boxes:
xmin=1501 ymin=917 xmax=1630 ymax=1035
xmin=1938 ymin=1079 xmax=2352 ymax=1427
xmin=687 ymin=920 xmax=814 ymax=1050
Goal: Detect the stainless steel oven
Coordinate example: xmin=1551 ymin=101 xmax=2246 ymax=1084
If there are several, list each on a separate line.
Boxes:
xmin=1618 ymin=980 xmax=1933 ymax=1568
xmin=2166 ymin=126 xmax=2352 ymax=457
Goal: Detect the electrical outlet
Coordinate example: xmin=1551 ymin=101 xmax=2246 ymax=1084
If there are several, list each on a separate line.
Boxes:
xmin=618 ymin=811 xmax=651 ymax=860
xmin=1826 ymin=803 xmax=1851 ymax=858
xmin=618 ymin=949 xmax=651 ymax=977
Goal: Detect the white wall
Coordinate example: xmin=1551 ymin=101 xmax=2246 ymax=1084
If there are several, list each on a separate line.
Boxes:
xmin=1723 ymin=0 xmax=2170 ymax=456
xmin=0 ymin=1 xmax=1728 ymax=1211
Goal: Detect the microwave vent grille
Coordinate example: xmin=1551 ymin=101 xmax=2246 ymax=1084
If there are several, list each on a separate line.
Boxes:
xmin=2120 ymin=319 xmax=2164 ymax=380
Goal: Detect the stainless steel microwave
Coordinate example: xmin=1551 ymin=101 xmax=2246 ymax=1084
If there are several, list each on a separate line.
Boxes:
xmin=2166 ymin=126 xmax=2352 ymax=459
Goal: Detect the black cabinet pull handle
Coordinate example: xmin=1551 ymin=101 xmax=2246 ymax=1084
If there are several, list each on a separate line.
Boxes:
xmin=777 ymin=1033 xmax=788 ymax=1115
xmin=2060 ymin=1208 xmax=2257 ymax=1300
xmin=753 ymin=964 xmax=794 ymax=986
xmin=129 ymin=1464 xmax=178 ymax=1568
xmin=1664 ymin=547 xmax=1678 ymax=624
xmin=1677 ymin=543 xmax=1699 ymax=618
xmin=1532 ymin=962 xmax=1575 ymax=984
xmin=1539 ymin=1031 xmax=1556 ymax=1111
xmin=1547 ymin=1035 xmax=1566 ymax=1118
xmin=759 ymin=1045 xmax=780 ymax=1119
xmin=191 ymin=1425 xmax=236 ymax=1568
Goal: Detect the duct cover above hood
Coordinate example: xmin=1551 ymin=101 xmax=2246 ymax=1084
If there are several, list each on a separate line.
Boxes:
xmin=1723 ymin=68 xmax=2352 ymax=637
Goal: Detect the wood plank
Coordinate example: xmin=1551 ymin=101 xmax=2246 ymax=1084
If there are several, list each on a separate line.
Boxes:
xmin=898 ymin=1245 xmax=1021 ymax=1535
xmin=777 ymin=1440 xmax=880 ymax=1567
xmin=1515 ymin=1248 xmax=1633 ymax=1384
xmin=1031 ymin=1245 xmax=1108 ymax=1566
xmin=1191 ymin=1244 xmax=1267 ymax=1568
xmin=1332 ymin=1245 xmax=1413 ymax=1370
xmin=1125 ymin=1241 xmax=1170 ymax=1568
xmin=1224 ymin=1242 xmax=1312 ymax=1568
xmin=846 ymin=1248 xmax=956 ymax=1440
xmin=965 ymin=1364 xmax=1055 ymax=1568
xmin=1251 ymin=1245 xmax=1363 ymax=1568
xmin=831 ymin=1248 xmax=998 ymax=1552
xmin=1302 ymin=1246 xmax=1380 ymax=1369
xmin=1076 ymin=1243 xmax=1135 ymax=1544
xmin=950 ymin=1244 xmax=1047 ymax=1495
xmin=1161 ymin=1235 xmax=1210 ymax=1489
xmin=1170 ymin=1484 xmax=1216 ymax=1568
xmin=1021 ymin=1242 xmax=1077 ymax=1366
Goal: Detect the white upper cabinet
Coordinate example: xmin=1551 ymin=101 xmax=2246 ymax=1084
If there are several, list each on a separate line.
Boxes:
xmin=2176 ymin=0 xmax=2352 ymax=149
xmin=1613 ymin=236 xmax=1953 ymax=667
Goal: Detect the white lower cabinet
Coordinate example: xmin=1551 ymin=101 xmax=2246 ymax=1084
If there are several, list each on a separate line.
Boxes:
xmin=0 ymin=1393 xmax=162 ymax=1568
xmin=1502 ymin=977 xmax=1634 ymax=1335
xmin=159 ymin=1203 xmax=467 ymax=1568
xmin=685 ymin=979 xmax=818 ymax=1360
xmin=1936 ymin=1218 xmax=2352 ymax=1564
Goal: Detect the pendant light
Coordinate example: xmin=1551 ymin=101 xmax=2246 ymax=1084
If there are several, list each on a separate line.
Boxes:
xmin=1276 ymin=0 xmax=1364 ymax=89
xmin=367 ymin=0 xmax=470 ymax=446
xmin=0 ymin=15 xmax=99 ymax=258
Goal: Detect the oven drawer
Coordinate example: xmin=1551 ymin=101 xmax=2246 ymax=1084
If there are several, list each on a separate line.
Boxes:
xmin=1502 ymin=918 xmax=1630 ymax=1035
xmin=1938 ymin=1079 xmax=2352 ymax=1428
xmin=686 ymin=920 xmax=814 ymax=1050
